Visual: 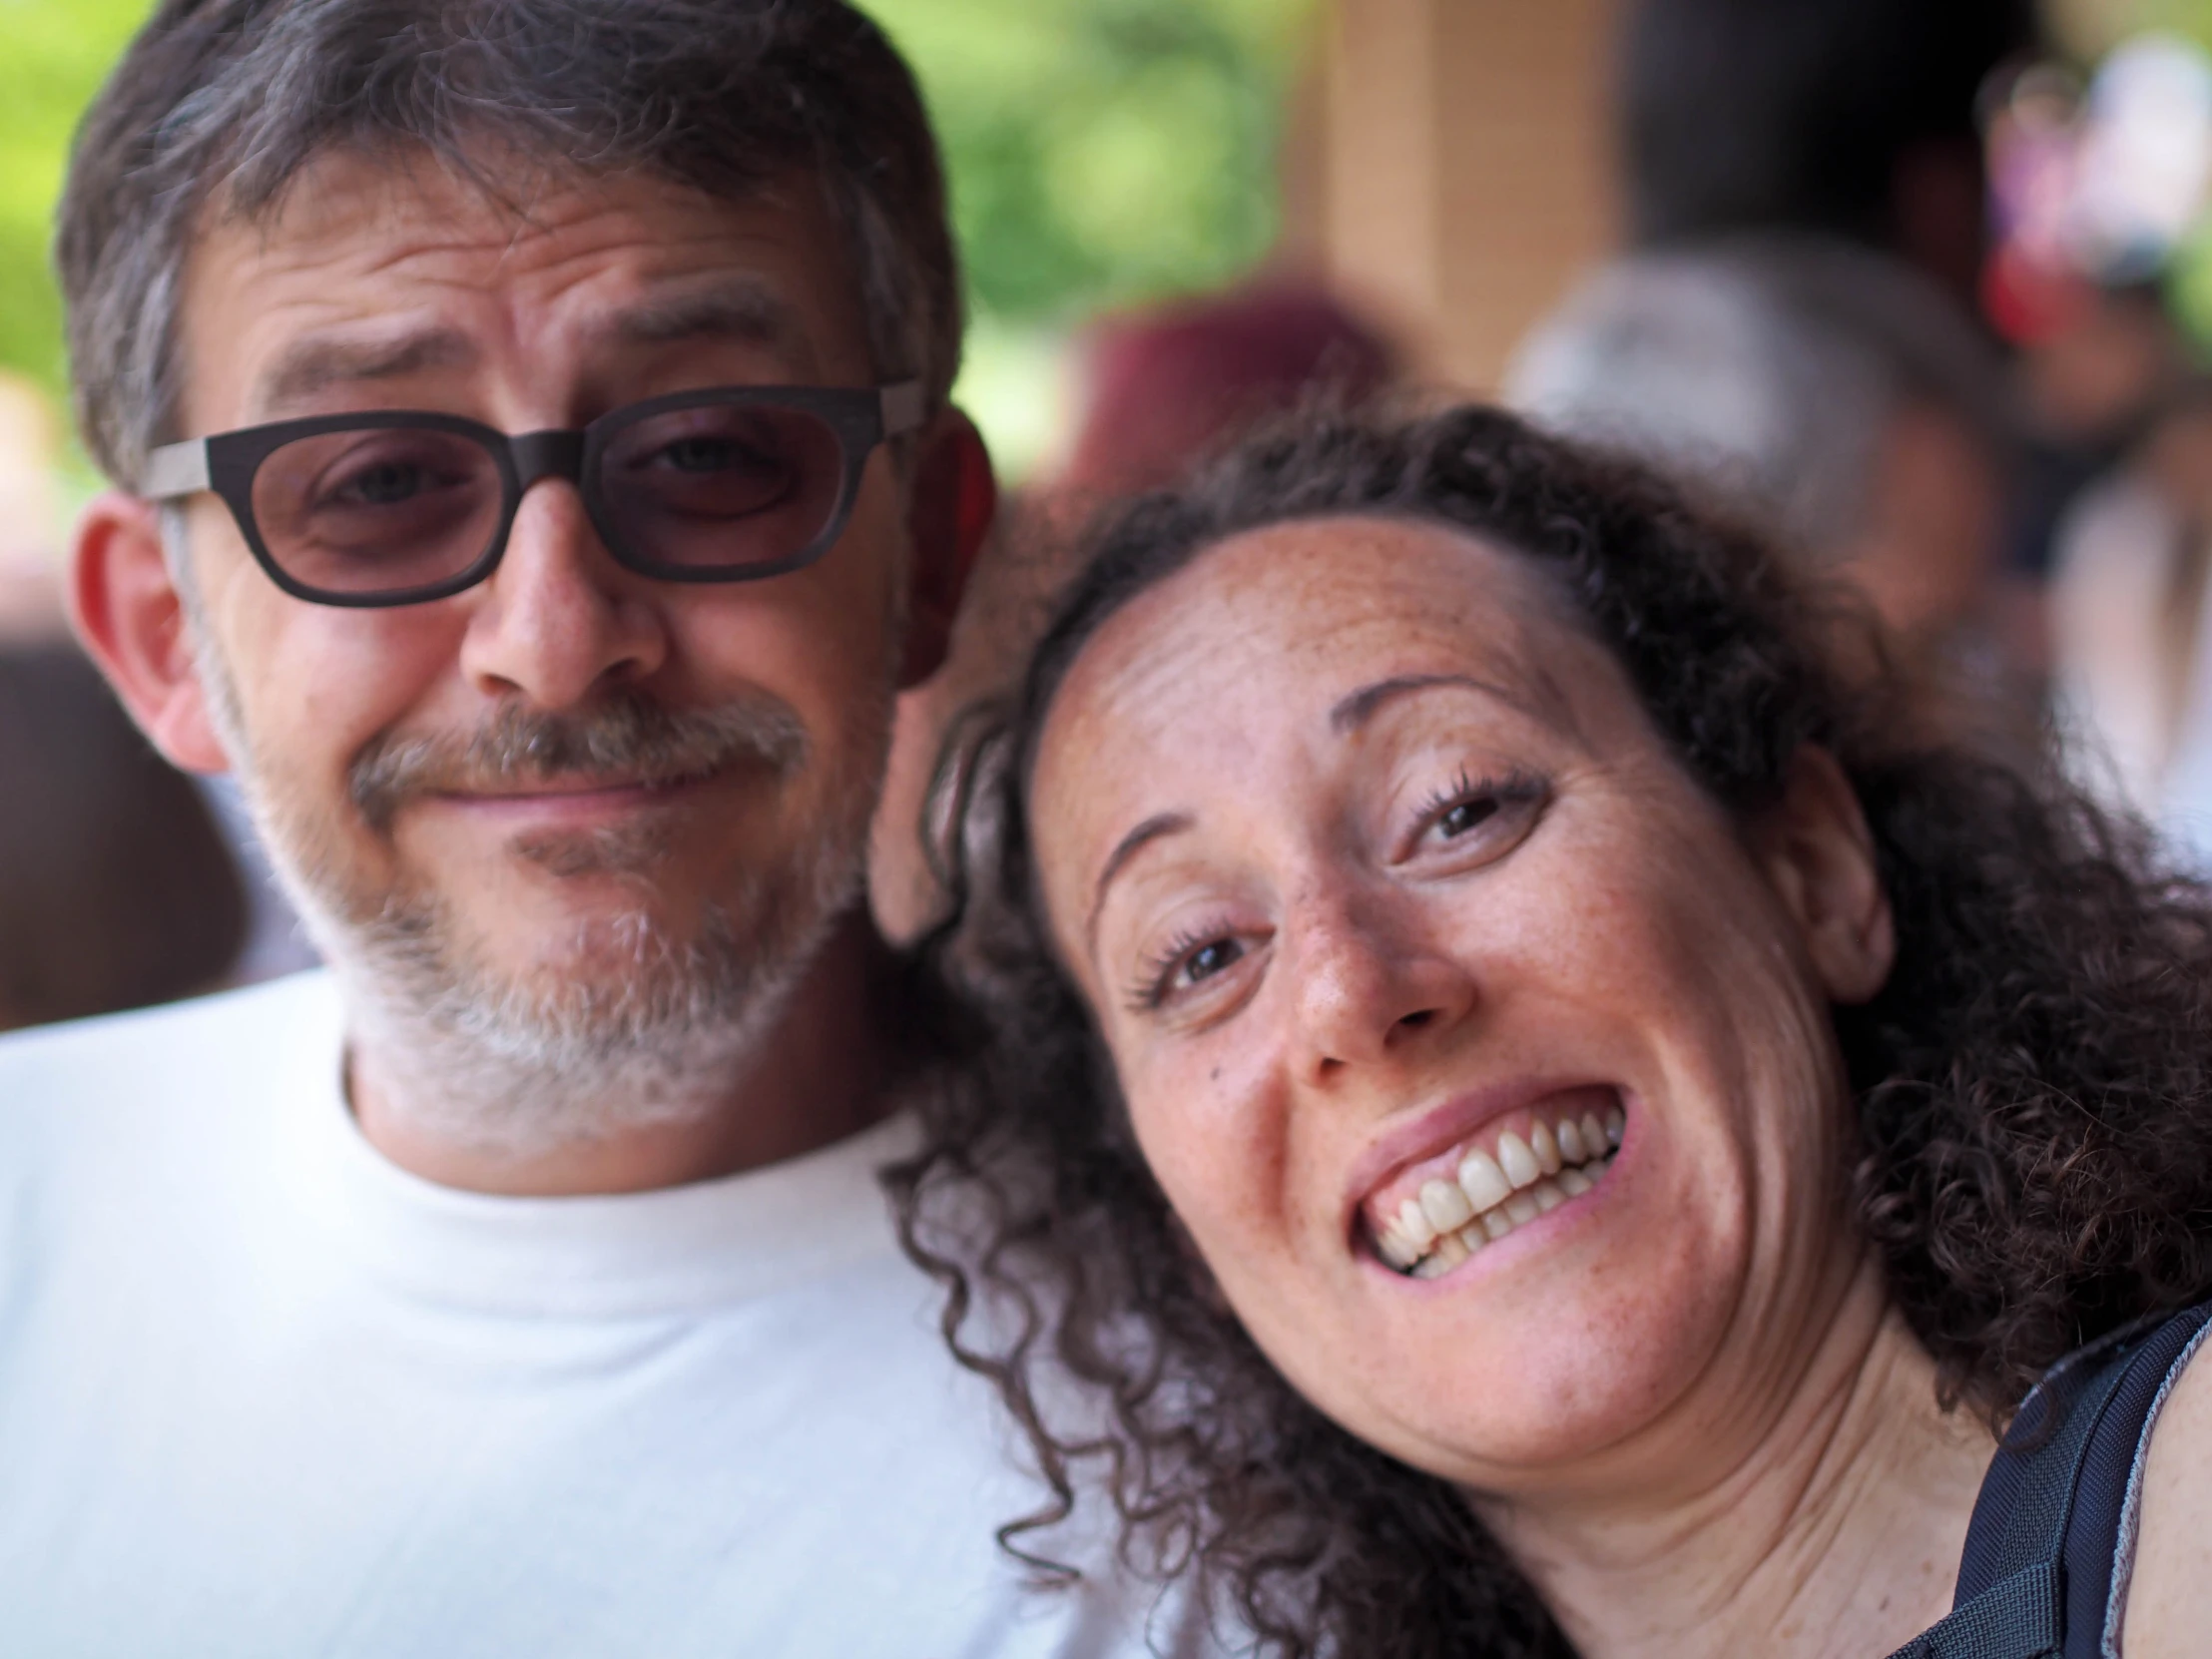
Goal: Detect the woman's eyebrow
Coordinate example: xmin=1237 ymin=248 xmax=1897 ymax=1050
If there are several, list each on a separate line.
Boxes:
xmin=1088 ymin=812 xmax=1193 ymax=950
xmin=1329 ymin=672 xmax=1542 ymax=734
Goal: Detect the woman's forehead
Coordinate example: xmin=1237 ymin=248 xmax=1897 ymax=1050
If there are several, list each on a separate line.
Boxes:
xmin=1047 ymin=514 xmax=1587 ymax=755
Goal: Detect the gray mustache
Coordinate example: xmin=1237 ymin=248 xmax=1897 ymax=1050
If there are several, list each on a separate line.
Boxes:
xmin=349 ymin=692 xmax=809 ymax=830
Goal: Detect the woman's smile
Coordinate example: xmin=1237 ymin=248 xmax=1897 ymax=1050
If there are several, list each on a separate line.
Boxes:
xmin=1355 ymin=1084 xmax=1626 ymax=1278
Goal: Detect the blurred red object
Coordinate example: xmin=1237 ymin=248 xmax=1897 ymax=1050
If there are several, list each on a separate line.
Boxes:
xmin=1982 ymin=241 xmax=2097 ymax=345
xmin=1062 ymin=281 xmax=1398 ymax=495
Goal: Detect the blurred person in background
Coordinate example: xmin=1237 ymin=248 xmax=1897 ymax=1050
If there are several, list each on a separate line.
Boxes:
xmin=1989 ymin=37 xmax=2212 ymax=868
xmin=871 ymin=278 xmax=1397 ymax=940
xmin=1506 ymin=237 xmax=2031 ymax=724
xmin=0 ymin=372 xmax=311 ymax=982
xmin=1596 ymin=0 xmax=2051 ymax=738
xmin=2051 ymin=376 xmax=2212 ymax=863
xmin=0 ymin=374 xmax=69 ymax=643
xmin=0 ymin=2 xmax=1202 ymax=1654
xmin=1620 ymin=0 xmax=2037 ymax=310
xmin=0 ymin=565 xmax=61 ymax=640
xmin=0 ymin=642 xmax=247 ymax=1031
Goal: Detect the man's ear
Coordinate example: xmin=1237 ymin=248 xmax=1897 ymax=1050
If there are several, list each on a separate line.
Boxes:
xmin=896 ymin=405 xmax=996 ymax=688
xmin=69 ymin=491 xmax=229 ymax=775
xmin=1750 ymin=746 xmax=1895 ymax=1006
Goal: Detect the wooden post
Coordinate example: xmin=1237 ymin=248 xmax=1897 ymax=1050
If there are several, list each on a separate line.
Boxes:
xmin=1313 ymin=0 xmax=1623 ymax=393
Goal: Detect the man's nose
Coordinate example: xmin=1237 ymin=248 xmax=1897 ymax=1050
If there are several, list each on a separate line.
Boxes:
xmin=1284 ymin=885 xmax=1476 ymax=1082
xmin=457 ymin=480 xmax=670 ymax=709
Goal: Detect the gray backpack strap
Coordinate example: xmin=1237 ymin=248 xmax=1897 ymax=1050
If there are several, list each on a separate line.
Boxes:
xmin=1886 ymin=1563 xmax=2058 ymax=1659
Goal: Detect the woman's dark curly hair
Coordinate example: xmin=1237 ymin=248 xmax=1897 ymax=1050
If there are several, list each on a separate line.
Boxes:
xmin=884 ymin=404 xmax=2212 ymax=1658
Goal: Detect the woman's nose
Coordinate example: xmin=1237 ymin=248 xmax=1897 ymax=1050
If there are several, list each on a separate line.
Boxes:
xmin=1283 ymin=889 xmax=1476 ymax=1080
xmin=458 ymin=481 xmax=670 ymax=709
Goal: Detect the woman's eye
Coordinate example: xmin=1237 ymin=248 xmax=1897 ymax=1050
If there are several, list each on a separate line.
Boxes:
xmin=1409 ymin=769 xmax=1545 ymax=860
xmin=1181 ymin=938 xmax=1243 ymax=985
xmin=1436 ymin=797 xmax=1500 ymax=839
xmin=1128 ymin=928 xmax=1252 ymax=1012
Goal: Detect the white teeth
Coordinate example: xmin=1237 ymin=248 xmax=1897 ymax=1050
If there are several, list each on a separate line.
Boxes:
xmin=1380 ymin=1108 xmax=1626 ymax=1279
xmin=1456 ymin=1149 xmax=1511 ymax=1212
xmin=1398 ymin=1197 xmax=1437 ymax=1250
xmin=1529 ymin=1119 xmax=1562 ymax=1175
xmin=1497 ymin=1131 xmax=1541 ymax=1189
xmin=1419 ymin=1178 xmax=1475 ymax=1233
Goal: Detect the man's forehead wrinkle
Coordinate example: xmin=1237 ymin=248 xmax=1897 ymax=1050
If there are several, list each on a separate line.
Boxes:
xmin=596 ymin=278 xmax=820 ymax=376
xmin=258 ymin=326 xmax=480 ymax=414
xmin=209 ymin=206 xmax=821 ymax=416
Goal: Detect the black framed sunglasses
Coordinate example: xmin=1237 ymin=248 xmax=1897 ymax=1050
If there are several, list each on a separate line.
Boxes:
xmin=140 ymin=381 xmax=925 ymax=608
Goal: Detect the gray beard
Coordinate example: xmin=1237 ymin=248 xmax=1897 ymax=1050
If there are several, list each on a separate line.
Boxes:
xmin=173 ymin=541 xmax=889 ymax=1156
xmin=324 ymin=823 xmax=866 ymax=1156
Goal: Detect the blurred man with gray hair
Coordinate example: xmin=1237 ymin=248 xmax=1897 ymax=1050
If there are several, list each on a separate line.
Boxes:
xmin=1507 ymin=236 xmax=2020 ymax=665
xmin=0 ymin=3 xmax=1198 ymax=1654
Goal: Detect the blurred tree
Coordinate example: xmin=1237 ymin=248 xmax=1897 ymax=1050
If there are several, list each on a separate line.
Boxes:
xmin=0 ymin=0 xmax=1311 ymax=470
xmin=0 ymin=0 xmax=151 ymax=397
xmin=2061 ymin=0 xmax=2212 ymax=56
xmin=868 ymin=0 xmax=1311 ymax=323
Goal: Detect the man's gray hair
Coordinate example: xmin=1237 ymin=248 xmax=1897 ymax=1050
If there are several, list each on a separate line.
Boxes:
xmin=58 ymin=0 xmax=961 ymax=491
xmin=1504 ymin=235 xmax=2018 ymax=560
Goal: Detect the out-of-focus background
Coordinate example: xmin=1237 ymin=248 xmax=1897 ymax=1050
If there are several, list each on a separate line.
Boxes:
xmin=14 ymin=0 xmax=2212 ymax=1019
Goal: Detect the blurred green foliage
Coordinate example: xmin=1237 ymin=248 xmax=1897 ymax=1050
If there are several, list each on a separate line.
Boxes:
xmin=2132 ymin=0 xmax=2212 ymax=49
xmin=0 ymin=0 xmax=1312 ymax=415
xmin=0 ymin=0 xmax=151 ymax=397
xmin=864 ymin=0 xmax=1312 ymax=326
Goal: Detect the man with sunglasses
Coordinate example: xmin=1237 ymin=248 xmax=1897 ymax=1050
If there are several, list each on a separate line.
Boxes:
xmin=0 ymin=3 xmax=1184 ymax=1653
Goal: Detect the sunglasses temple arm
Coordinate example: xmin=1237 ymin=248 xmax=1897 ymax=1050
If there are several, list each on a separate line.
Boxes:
xmin=142 ymin=439 xmax=213 ymax=503
xmin=879 ymin=381 xmax=926 ymax=439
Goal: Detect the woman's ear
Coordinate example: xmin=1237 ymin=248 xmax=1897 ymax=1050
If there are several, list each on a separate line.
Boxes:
xmin=1750 ymin=746 xmax=1896 ymax=1006
xmin=69 ymin=491 xmax=229 ymax=775
xmin=896 ymin=406 xmax=997 ymax=689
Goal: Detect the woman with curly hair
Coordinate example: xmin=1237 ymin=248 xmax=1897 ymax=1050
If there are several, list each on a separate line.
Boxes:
xmin=893 ymin=404 xmax=2212 ymax=1659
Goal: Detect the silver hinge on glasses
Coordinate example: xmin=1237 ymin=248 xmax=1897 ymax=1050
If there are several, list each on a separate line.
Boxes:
xmin=141 ymin=439 xmax=212 ymax=502
xmin=879 ymin=380 xmax=926 ymax=437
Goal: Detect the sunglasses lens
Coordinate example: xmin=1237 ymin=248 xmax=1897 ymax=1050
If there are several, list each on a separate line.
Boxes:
xmin=594 ymin=401 xmax=848 ymax=574
xmin=252 ymin=427 xmax=503 ymax=598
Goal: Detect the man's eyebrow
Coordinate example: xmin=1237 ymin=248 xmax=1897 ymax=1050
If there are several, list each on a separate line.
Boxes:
xmin=256 ymin=327 xmax=478 ymax=414
xmin=597 ymin=281 xmax=821 ymax=378
xmin=1329 ymin=672 xmax=1545 ymax=735
xmin=1086 ymin=811 xmax=1194 ymax=952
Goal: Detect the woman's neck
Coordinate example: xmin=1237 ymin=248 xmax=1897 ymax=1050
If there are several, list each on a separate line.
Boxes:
xmin=1473 ymin=1263 xmax=1996 ymax=1659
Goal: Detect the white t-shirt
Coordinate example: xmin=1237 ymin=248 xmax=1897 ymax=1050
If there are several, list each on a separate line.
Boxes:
xmin=0 ymin=972 xmax=1193 ymax=1658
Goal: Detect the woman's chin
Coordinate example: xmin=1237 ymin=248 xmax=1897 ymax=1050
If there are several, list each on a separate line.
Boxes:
xmin=1264 ymin=1198 xmax=1738 ymax=1486
xmin=1336 ymin=1311 xmax=1725 ymax=1489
